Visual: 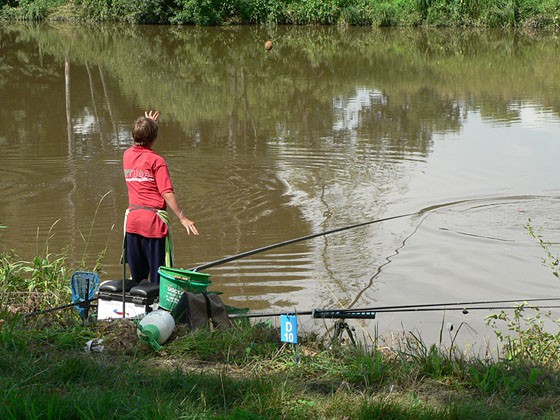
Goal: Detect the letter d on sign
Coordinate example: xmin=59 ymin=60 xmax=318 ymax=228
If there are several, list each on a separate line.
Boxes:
xmin=280 ymin=314 xmax=298 ymax=344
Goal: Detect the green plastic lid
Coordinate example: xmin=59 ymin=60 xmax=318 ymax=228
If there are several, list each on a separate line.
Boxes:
xmin=140 ymin=324 xmax=162 ymax=350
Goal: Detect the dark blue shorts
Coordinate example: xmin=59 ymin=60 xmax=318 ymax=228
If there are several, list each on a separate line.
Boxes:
xmin=126 ymin=233 xmax=166 ymax=284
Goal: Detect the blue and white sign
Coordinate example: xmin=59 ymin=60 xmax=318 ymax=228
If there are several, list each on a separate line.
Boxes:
xmin=280 ymin=314 xmax=298 ymax=344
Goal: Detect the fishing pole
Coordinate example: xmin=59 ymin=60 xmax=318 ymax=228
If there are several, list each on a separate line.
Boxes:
xmin=191 ymin=210 xmax=421 ymax=271
xmin=192 ymin=195 xmax=557 ymax=272
xmin=319 ymin=296 xmax=560 ymax=314
xmin=230 ymin=296 xmax=560 ymax=318
xmin=24 ymin=297 xmax=99 ymax=318
xmin=372 ymin=305 xmax=560 ymax=314
xmin=311 ymin=305 xmax=560 ymax=319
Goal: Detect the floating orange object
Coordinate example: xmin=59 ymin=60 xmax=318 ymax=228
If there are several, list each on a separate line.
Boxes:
xmin=265 ymin=40 xmax=273 ymax=50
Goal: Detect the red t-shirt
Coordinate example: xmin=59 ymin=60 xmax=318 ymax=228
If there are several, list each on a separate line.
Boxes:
xmin=123 ymin=145 xmax=174 ymax=238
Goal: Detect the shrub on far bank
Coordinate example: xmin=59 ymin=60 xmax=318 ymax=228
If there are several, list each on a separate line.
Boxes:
xmin=1 ymin=0 xmax=560 ymax=29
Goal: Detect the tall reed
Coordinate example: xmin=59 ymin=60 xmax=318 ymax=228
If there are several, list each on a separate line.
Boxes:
xmin=0 ymin=191 xmax=117 ymax=317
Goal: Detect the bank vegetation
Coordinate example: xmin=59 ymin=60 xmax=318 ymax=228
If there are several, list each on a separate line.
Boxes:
xmin=2 ymin=0 xmax=560 ymax=28
xmin=1 ymin=224 xmax=560 ymax=418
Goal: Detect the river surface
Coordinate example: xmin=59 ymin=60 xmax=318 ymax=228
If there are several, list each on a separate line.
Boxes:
xmin=1 ymin=24 xmax=560 ymax=349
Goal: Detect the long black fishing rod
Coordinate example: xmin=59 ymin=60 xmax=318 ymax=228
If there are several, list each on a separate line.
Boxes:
xmin=24 ymin=297 xmax=98 ymax=318
xmin=192 ymin=195 xmax=554 ymax=272
xmin=373 ymin=305 xmax=560 ymax=313
xmin=230 ymin=296 xmax=560 ymax=318
xmin=319 ymin=296 xmax=560 ymax=314
xmin=311 ymin=305 xmax=560 ymax=319
xmin=192 ymin=210 xmax=420 ymax=271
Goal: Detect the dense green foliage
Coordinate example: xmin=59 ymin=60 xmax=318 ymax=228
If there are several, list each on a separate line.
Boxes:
xmin=2 ymin=0 xmax=560 ymax=27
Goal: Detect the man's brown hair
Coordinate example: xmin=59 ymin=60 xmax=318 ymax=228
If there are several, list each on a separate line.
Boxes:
xmin=133 ymin=117 xmax=158 ymax=146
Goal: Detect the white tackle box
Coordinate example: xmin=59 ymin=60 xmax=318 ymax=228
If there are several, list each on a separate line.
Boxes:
xmin=97 ymin=280 xmax=159 ymax=320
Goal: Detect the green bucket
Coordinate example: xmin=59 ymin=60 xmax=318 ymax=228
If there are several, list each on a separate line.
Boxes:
xmin=158 ymin=267 xmax=212 ymax=311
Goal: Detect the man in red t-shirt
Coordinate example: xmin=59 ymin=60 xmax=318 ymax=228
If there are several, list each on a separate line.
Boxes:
xmin=123 ymin=110 xmax=199 ymax=284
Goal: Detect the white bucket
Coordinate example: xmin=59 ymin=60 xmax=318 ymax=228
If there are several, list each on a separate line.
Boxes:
xmin=136 ymin=309 xmax=175 ymax=350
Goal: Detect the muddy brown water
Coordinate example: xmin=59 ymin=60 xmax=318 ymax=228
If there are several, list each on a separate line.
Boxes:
xmin=1 ymin=24 xmax=560 ymax=349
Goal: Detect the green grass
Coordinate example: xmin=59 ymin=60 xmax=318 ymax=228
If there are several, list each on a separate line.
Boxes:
xmin=1 ymin=221 xmax=560 ymax=418
xmin=1 ymin=306 xmax=559 ymax=419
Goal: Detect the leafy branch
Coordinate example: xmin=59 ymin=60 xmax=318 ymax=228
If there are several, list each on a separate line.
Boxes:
xmin=527 ymin=218 xmax=559 ymax=280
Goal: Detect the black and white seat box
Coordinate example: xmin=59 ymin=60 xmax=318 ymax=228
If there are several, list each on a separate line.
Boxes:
xmin=97 ymin=280 xmax=159 ymax=320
